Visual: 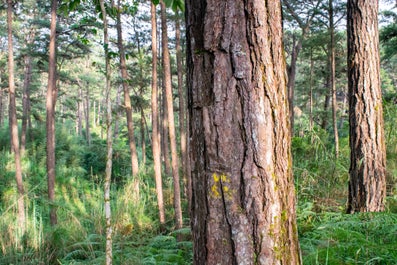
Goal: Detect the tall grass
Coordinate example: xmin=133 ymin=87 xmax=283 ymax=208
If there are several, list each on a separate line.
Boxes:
xmin=0 ymin=125 xmax=192 ymax=264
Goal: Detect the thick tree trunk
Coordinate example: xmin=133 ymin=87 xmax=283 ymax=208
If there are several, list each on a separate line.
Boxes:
xmin=150 ymin=2 xmax=166 ymax=229
xmin=7 ymin=0 xmax=26 ymax=235
xmin=347 ymin=0 xmax=386 ymax=213
xmin=160 ymin=0 xmax=183 ymax=230
xmin=186 ymin=1 xmax=301 ymax=264
xmin=115 ymin=1 xmax=140 ymax=177
xmin=46 ymin=0 xmax=58 ymax=226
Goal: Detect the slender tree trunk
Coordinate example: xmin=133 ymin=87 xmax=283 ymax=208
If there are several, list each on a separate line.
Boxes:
xmin=77 ymin=86 xmax=83 ymax=136
xmin=7 ymin=0 xmax=26 ymax=235
xmin=115 ymin=1 xmax=140 ymax=177
xmin=21 ymin=53 xmax=33 ymax=153
xmin=175 ymin=10 xmax=189 ymax=201
xmin=309 ymin=49 xmax=314 ymax=131
xmin=99 ymin=0 xmax=113 ymax=263
xmin=0 ymin=87 xmax=3 ymax=128
xmin=140 ymin=108 xmax=146 ymax=165
xmin=186 ymin=0 xmax=301 ymax=263
xmin=321 ymin=80 xmax=330 ymax=130
xmin=160 ymin=0 xmax=183 ymax=230
xmin=347 ymin=0 xmax=386 ymax=213
xmin=161 ymin=88 xmax=171 ymax=175
xmin=85 ymin=84 xmax=91 ymax=145
xmin=113 ymin=85 xmax=121 ymax=138
xmin=329 ymin=0 xmax=339 ymax=158
xmin=151 ymin=1 xmax=165 ymax=229
xmin=46 ymin=0 xmax=58 ymax=226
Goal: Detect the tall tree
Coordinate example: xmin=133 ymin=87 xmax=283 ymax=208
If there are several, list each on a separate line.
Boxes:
xmin=150 ymin=1 xmax=166 ymax=229
xmin=115 ymin=0 xmax=140 ymax=178
xmin=186 ymin=0 xmax=301 ymax=264
xmin=283 ymin=0 xmax=322 ymax=136
xmin=46 ymin=0 xmax=58 ymax=226
xmin=175 ymin=10 xmax=189 ymax=200
xmin=7 ymin=0 xmax=26 ymax=235
xmin=329 ymin=0 xmax=339 ymax=158
xmin=160 ymin=0 xmax=183 ymax=230
xmin=347 ymin=0 xmax=386 ymax=213
xmin=99 ymin=0 xmax=113 ymax=263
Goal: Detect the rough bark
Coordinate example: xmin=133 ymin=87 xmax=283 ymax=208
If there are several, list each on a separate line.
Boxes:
xmin=160 ymin=0 xmax=183 ymax=230
xmin=115 ymin=0 xmax=140 ymax=177
xmin=46 ymin=0 xmax=58 ymax=226
xmin=151 ymin=2 xmax=166 ymax=228
xmin=7 ymin=0 xmax=26 ymax=235
xmin=347 ymin=0 xmax=386 ymax=213
xmin=186 ymin=0 xmax=301 ymax=264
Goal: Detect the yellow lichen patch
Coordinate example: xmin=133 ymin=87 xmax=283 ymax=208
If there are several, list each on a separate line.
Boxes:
xmin=211 ymin=173 xmax=232 ymax=199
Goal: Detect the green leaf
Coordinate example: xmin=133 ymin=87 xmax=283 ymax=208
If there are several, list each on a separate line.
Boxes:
xmin=152 ymin=0 xmax=160 ymax=5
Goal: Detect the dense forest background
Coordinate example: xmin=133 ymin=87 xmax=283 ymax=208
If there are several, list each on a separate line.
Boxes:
xmin=1 ymin=0 xmax=397 ymax=264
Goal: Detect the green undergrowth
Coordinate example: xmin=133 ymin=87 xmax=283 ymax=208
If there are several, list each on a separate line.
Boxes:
xmin=299 ymin=209 xmax=397 ymax=265
xmin=2 ymin=117 xmax=397 ymax=264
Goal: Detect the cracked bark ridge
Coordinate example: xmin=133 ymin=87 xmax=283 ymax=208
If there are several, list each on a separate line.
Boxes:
xmin=186 ymin=0 xmax=301 ymax=264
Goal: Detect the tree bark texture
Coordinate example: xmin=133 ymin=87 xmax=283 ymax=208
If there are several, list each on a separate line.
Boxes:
xmin=160 ymin=0 xmax=183 ymax=230
xmin=347 ymin=0 xmax=386 ymax=213
xmin=151 ymin=2 xmax=166 ymax=228
xmin=116 ymin=0 xmax=140 ymax=177
xmin=186 ymin=1 xmax=301 ymax=264
xmin=8 ymin=0 xmax=26 ymax=235
xmin=46 ymin=0 xmax=58 ymax=226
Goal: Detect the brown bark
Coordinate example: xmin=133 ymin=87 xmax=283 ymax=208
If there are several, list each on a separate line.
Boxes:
xmin=7 ymin=0 xmax=26 ymax=235
xmin=347 ymin=0 xmax=386 ymax=213
xmin=175 ymin=10 xmax=189 ymax=203
xmin=186 ymin=0 xmax=301 ymax=264
xmin=21 ymin=54 xmax=33 ymax=153
xmin=160 ymin=0 xmax=183 ymax=230
xmin=329 ymin=0 xmax=339 ymax=158
xmin=115 ymin=0 xmax=140 ymax=177
xmin=151 ymin=2 xmax=165 ymax=228
xmin=46 ymin=0 xmax=58 ymax=226
xmin=161 ymin=82 xmax=172 ymax=176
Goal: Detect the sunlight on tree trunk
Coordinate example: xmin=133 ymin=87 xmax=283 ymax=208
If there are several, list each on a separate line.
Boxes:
xmin=7 ymin=0 xmax=26 ymax=236
xmin=160 ymin=0 xmax=183 ymax=230
xmin=46 ymin=0 xmax=58 ymax=227
xmin=99 ymin=0 xmax=113 ymax=263
xmin=115 ymin=0 xmax=140 ymax=199
xmin=151 ymin=1 xmax=166 ymax=229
